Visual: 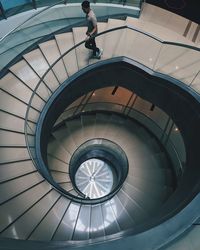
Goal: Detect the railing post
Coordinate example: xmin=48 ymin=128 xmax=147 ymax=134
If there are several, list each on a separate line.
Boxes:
xmin=32 ymin=0 xmax=37 ymax=9
xmin=0 ymin=1 xmax=7 ymax=19
xmin=189 ymin=69 xmax=200 ymax=87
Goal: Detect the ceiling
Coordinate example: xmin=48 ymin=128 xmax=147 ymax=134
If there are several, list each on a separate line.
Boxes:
xmin=146 ymin=0 xmax=200 ymax=24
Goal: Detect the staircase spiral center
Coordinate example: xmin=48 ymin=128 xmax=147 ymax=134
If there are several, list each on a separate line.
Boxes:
xmin=75 ymin=158 xmax=114 ymax=199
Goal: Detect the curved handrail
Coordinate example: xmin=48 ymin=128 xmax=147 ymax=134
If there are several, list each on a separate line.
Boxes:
xmin=24 ymin=24 xmax=199 ymax=198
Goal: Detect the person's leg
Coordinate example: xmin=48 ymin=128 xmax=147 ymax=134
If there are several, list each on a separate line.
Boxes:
xmin=85 ymin=39 xmax=92 ymax=50
xmin=90 ymin=37 xmax=100 ymax=55
xmin=85 ymin=37 xmax=102 ymax=58
xmin=85 ymin=37 xmax=99 ymax=55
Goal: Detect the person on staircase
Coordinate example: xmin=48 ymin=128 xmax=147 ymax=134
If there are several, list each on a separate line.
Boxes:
xmin=81 ymin=1 xmax=103 ymax=59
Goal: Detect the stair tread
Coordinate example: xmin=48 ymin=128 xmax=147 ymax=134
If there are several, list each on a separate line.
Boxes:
xmin=0 ymin=130 xmax=28 ymax=147
xmin=23 ymin=48 xmax=59 ymax=93
xmin=55 ymin=32 xmax=79 ymax=76
xmin=0 ymin=171 xmax=43 ymax=204
xmin=73 ymin=205 xmax=91 ymax=240
xmin=52 ymin=202 xmax=80 ymax=241
xmin=125 ymin=175 xmax=173 ymax=201
xmin=117 ymin=188 xmax=149 ymax=223
xmin=0 ymin=110 xmax=25 ymax=133
xmin=80 ymin=114 xmax=96 ymax=141
xmin=0 ymin=89 xmax=28 ymax=119
xmin=39 ymin=40 xmax=68 ymax=84
xmin=48 ymin=155 xmax=69 ymax=172
xmin=109 ymin=195 xmax=136 ymax=230
xmin=48 ymin=137 xmax=71 ymax=163
xmin=0 ymin=147 xmax=30 ymax=164
xmin=1 ymin=190 xmax=59 ymax=240
xmin=0 ymin=160 xmax=36 ymax=183
xmin=0 ymin=181 xmax=52 ymax=232
xmin=122 ymin=183 xmax=164 ymax=215
xmin=29 ymin=196 xmax=70 ymax=241
xmin=73 ymin=26 xmax=89 ymax=70
xmin=101 ymin=201 xmax=121 ymax=235
xmin=52 ymin=126 xmax=76 ymax=156
xmin=102 ymin=18 xmax=125 ymax=59
xmin=65 ymin=117 xmax=82 ymax=147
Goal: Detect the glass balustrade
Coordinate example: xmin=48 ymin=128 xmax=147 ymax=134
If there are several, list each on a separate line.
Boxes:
xmin=0 ymin=0 xmax=143 ymax=71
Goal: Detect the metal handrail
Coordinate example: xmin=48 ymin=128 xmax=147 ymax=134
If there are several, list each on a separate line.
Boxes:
xmin=24 ymin=24 xmax=199 ymax=201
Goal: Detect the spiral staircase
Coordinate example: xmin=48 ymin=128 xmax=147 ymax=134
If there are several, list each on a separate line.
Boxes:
xmin=0 ymin=1 xmax=200 ymax=250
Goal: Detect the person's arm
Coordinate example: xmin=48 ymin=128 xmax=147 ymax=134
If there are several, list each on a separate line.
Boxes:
xmin=87 ymin=25 xmax=97 ymax=37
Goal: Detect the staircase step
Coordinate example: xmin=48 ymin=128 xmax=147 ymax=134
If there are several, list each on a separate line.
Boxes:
xmin=0 ymin=130 xmax=30 ymax=147
xmin=113 ymin=24 xmax=137 ymax=57
xmin=125 ymin=175 xmax=173 ymax=202
xmin=52 ymin=202 xmax=80 ymax=240
xmin=0 ymin=171 xmax=43 ymax=204
xmin=23 ymin=48 xmax=60 ymax=93
xmin=51 ymin=172 xmax=70 ymax=184
xmin=0 ymin=181 xmax=52 ymax=232
xmin=0 ymin=111 xmax=25 ymax=133
xmin=128 ymin=166 xmax=173 ymax=186
xmin=94 ymin=113 xmax=112 ymax=138
xmin=65 ymin=117 xmax=82 ymax=147
xmin=9 ymin=59 xmax=51 ymax=100
xmin=116 ymin=188 xmax=149 ymax=223
xmin=59 ymin=182 xmax=74 ymax=193
xmin=122 ymin=182 xmax=163 ymax=215
xmin=52 ymin=125 xmax=77 ymax=155
xmin=81 ymin=114 xmax=96 ymax=141
xmin=48 ymin=155 xmax=69 ymax=172
xmin=55 ymin=32 xmax=79 ymax=76
xmin=73 ymin=26 xmax=89 ymax=69
xmin=102 ymin=18 xmax=125 ymax=60
xmin=0 ymin=89 xmax=28 ymax=119
xmin=48 ymin=137 xmax=71 ymax=163
xmin=29 ymin=196 xmax=70 ymax=241
xmin=73 ymin=205 xmax=91 ymax=240
xmin=0 ymin=160 xmax=35 ymax=183
xmin=90 ymin=204 xmax=105 ymax=239
xmin=109 ymin=195 xmax=135 ymax=230
xmin=0 ymin=73 xmax=44 ymax=111
xmin=1 ymin=190 xmax=60 ymax=240
xmin=101 ymin=200 xmax=121 ymax=235
xmin=39 ymin=40 xmax=68 ymax=84
xmin=0 ymin=148 xmax=30 ymax=164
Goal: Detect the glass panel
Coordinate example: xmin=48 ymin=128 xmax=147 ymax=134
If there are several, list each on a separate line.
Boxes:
xmin=0 ymin=0 xmax=142 ymax=70
xmin=0 ymin=38 xmax=40 ymax=70
xmin=168 ymin=124 xmax=186 ymax=163
xmin=190 ymin=70 xmax=200 ymax=94
xmin=1 ymin=0 xmax=32 ymax=10
xmin=154 ymin=44 xmax=200 ymax=86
